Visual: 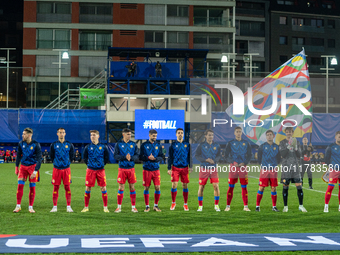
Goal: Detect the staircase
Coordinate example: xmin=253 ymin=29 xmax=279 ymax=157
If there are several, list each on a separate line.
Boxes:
xmin=44 ymin=69 xmax=106 ymax=110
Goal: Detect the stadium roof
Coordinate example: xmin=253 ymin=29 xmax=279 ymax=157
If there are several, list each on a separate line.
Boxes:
xmin=108 ymin=47 xmax=209 ymax=59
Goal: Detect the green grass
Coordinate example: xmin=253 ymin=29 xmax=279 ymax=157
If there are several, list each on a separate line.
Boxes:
xmin=0 ymin=163 xmax=339 ymax=254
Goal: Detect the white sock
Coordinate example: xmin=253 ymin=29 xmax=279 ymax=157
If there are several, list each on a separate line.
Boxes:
xmin=132 ymin=205 xmax=135 ymax=209
xmin=67 ymin=206 xmax=71 ymax=209
xmin=244 ymin=205 xmax=248 ymax=208
xmin=154 ymin=204 xmax=158 ymax=207
xmin=325 ymin=204 xmax=329 ymax=208
xmin=17 ymin=204 xmax=21 ymax=207
xmin=117 ymin=205 xmax=121 ymax=209
xmin=29 ymin=206 xmax=33 ymax=210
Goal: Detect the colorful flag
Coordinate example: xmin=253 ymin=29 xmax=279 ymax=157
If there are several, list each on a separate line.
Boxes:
xmin=80 ymin=89 xmax=105 ymax=107
xmin=226 ymin=49 xmax=312 ymax=145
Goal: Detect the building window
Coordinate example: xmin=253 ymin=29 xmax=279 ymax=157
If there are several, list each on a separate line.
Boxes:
xmin=310 ymin=57 xmax=323 ymax=66
xmin=80 ymin=3 xmax=112 ymax=15
xmin=145 ymin=5 xmax=165 ymax=25
xmin=311 ymin=38 xmax=324 ymax=46
xmin=168 ymin=32 xmax=188 ymax=43
xmin=327 ymin=19 xmax=335 ymax=28
xmin=240 ymin=21 xmax=265 ymax=36
xmin=292 ymin=37 xmax=305 ymax=45
xmin=145 ymin=31 xmax=164 ymax=43
xmin=280 ymin=55 xmax=288 ymax=64
xmin=37 ymin=29 xmax=70 ymax=49
xmin=322 ymin=0 xmax=335 ymax=9
xmin=311 ymin=19 xmax=323 ymax=27
xmin=329 ymin=97 xmax=335 ymax=104
xmin=37 ymin=2 xmax=71 ymax=14
xmin=280 ymin=16 xmax=287 ymax=25
xmin=279 ymin=36 xmax=287 ymax=45
xmin=79 ymin=32 xmax=112 ymax=51
xmin=79 ymin=3 xmax=112 ymax=23
xmin=167 ymin=5 xmax=188 ymax=17
xmin=312 ymin=96 xmax=324 ymax=104
xmin=277 ymin=0 xmax=295 ymax=5
xmin=328 ymin=39 xmax=335 ymax=48
xmin=292 ymin=18 xmax=304 ymax=26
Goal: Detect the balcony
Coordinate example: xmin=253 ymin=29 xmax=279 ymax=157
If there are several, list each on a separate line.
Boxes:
xmin=292 ymin=44 xmax=324 ymax=53
xmin=194 ymin=17 xmax=232 ymax=27
xmin=292 ymin=25 xmax=324 ymax=33
xmin=144 ymin=42 xmax=166 ymax=48
xmin=193 ymin=43 xmax=232 ymax=53
xmin=37 ymin=14 xmax=71 ymax=23
xmin=79 ymin=43 xmax=112 ymax=51
xmin=79 ymin=14 xmax=112 ymax=24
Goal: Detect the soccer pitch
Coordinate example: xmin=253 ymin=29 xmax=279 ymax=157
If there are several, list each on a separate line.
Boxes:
xmin=1 ymin=163 xmax=340 ymax=255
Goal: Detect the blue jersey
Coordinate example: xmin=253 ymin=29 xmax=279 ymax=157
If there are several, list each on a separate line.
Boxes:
xmin=195 ymin=141 xmax=221 ymax=167
xmin=168 ymin=140 xmax=191 ymax=170
xmin=225 ymin=139 xmax=252 ymax=165
xmin=83 ymin=143 xmax=109 ymax=170
xmin=50 ymin=140 xmax=75 ymax=170
xmin=325 ymin=143 xmax=340 ymax=168
xmin=16 ymin=140 xmax=42 ymax=171
xmin=139 ymin=141 xmax=163 ymax=171
xmin=114 ymin=140 xmax=139 ymax=169
xmin=257 ymin=142 xmax=281 ymax=168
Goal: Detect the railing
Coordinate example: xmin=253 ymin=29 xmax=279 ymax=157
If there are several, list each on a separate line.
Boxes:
xmin=193 ymin=17 xmax=232 ymax=27
xmin=44 ymin=69 xmax=106 ymax=109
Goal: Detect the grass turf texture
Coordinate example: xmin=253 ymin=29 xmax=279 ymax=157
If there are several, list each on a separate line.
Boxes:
xmin=0 ymin=163 xmax=339 ymax=254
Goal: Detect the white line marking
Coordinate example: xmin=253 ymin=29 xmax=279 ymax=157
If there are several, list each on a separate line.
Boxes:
xmin=249 ymin=175 xmax=338 ymax=197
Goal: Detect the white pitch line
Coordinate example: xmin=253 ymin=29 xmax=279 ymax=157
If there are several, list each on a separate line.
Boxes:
xmin=248 ymin=175 xmax=338 ymax=197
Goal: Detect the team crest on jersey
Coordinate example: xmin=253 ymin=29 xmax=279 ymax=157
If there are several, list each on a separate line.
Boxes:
xmin=23 ymin=145 xmax=25 ymax=148
xmin=214 ymin=147 xmax=216 ymax=150
xmin=156 ymin=146 xmax=158 ymax=149
xmin=184 ymin=145 xmax=187 ymax=147
xmin=283 ymin=179 xmax=286 ymax=183
xmin=65 ymin=145 xmax=68 ymax=149
xmin=57 ymin=145 xmax=59 ymax=148
xmin=199 ymin=180 xmax=202 ymax=183
xmin=86 ymin=181 xmax=89 ymax=184
xmin=243 ymin=143 xmax=245 ymax=146
xmin=274 ymin=147 xmax=276 ymax=150
xmin=30 ymin=146 xmax=33 ymax=150
xmin=118 ymin=178 xmax=121 ymax=181
xmin=330 ymin=178 xmax=333 ymax=181
xmin=52 ymin=179 xmax=55 ymax=183
xmin=99 ymin=147 xmax=102 ymax=150
xmin=130 ymin=145 xmax=133 ymax=148
xmin=122 ymin=145 xmax=124 ymax=147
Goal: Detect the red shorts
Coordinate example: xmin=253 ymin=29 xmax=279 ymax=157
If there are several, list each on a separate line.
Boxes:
xmin=85 ymin=169 xmax=106 ymax=187
xmin=329 ymin=170 xmax=340 ymax=184
xmin=259 ymin=170 xmax=278 ymax=187
xmin=143 ymin=170 xmax=161 ymax=187
xmin=18 ymin=164 xmax=39 ymax=183
xmin=228 ymin=165 xmax=248 ymax=185
xmin=117 ymin=168 xmax=137 ymax=184
xmin=52 ymin=167 xmax=71 ymax=186
xmin=198 ymin=167 xmax=219 ymax=185
xmin=171 ymin=166 xmax=190 ymax=183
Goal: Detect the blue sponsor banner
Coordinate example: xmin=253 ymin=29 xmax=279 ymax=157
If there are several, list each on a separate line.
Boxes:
xmin=1 ymin=233 xmax=340 ymax=253
xmin=135 ymin=110 xmax=185 ymax=140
